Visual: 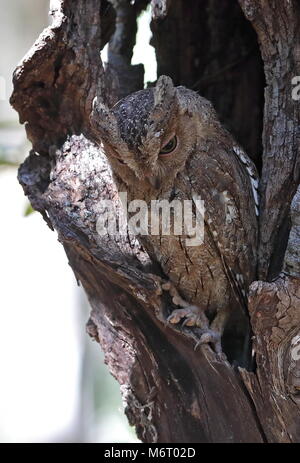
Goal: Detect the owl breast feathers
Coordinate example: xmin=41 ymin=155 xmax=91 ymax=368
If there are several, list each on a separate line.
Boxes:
xmin=91 ymin=75 xmax=259 ymax=358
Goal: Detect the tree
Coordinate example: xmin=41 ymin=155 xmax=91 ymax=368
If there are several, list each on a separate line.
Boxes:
xmin=11 ymin=0 xmax=300 ymax=443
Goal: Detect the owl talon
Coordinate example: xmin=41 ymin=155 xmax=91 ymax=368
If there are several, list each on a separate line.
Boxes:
xmin=167 ymin=306 xmax=208 ymax=329
xmin=182 ymin=316 xmax=198 ymax=327
xmin=195 ymin=329 xmax=222 ymax=354
xmin=168 ymin=308 xmax=223 ymax=354
xmin=160 ymin=279 xmax=224 ymax=354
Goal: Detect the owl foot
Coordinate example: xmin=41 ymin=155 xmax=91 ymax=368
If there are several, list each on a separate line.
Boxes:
xmin=194 ymin=329 xmax=223 ymax=355
xmin=167 ymin=307 xmax=222 ymax=353
xmin=167 ymin=305 xmax=208 ymax=329
xmin=161 ymin=280 xmax=223 ymax=354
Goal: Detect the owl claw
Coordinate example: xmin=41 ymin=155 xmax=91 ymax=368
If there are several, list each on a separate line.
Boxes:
xmin=167 ymin=306 xmax=208 ymax=329
xmin=195 ymin=329 xmax=223 ymax=355
xmin=182 ymin=316 xmax=198 ymax=327
xmin=167 ymin=306 xmax=223 ymax=354
xmin=161 ymin=279 xmax=224 ymax=355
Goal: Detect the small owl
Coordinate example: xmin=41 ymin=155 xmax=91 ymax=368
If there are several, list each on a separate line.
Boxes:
xmin=91 ymin=76 xmax=259 ymax=364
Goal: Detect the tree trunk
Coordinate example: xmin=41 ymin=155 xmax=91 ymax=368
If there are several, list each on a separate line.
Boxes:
xmin=11 ymin=0 xmax=300 ymax=442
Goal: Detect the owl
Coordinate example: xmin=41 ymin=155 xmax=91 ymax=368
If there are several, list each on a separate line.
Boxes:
xmin=91 ymin=76 xmax=259 ymax=364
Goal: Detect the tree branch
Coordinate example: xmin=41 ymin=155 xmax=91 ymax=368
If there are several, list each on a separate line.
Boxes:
xmin=239 ymin=0 xmax=300 ymax=279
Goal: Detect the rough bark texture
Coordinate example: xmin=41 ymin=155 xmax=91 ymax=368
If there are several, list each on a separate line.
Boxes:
xmin=151 ymin=0 xmax=265 ymax=164
xmin=11 ymin=0 xmax=300 ymax=442
xmin=238 ymin=0 xmax=300 ymax=279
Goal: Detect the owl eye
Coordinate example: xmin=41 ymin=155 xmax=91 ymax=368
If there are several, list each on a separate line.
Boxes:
xmin=159 ymin=136 xmax=177 ymax=155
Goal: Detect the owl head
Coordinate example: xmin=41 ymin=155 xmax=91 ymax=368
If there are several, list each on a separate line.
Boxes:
xmin=91 ymin=76 xmax=219 ymax=192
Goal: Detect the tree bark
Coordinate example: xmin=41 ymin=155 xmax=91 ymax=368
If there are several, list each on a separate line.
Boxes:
xmin=11 ymin=0 xmax=300 ymax=442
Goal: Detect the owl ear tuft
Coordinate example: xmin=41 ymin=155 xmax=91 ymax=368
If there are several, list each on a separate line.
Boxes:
xmin=154 ymin=75 xmax=175 ymax=108
xmin=140 ymin=76 xmax=176 ymax=148
xmin=90 ymin=97 xmax=119 ymax=145
xmin=149 ymin=75 xmax=176 ymax=128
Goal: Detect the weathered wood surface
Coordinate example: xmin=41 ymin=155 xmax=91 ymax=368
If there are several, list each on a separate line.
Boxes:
xmin=239 ymin=0 xmax=300 ymax=279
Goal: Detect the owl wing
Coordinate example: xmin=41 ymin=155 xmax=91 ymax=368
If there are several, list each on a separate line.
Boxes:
xmin=184 ymin=137 xmax=259 ymax=310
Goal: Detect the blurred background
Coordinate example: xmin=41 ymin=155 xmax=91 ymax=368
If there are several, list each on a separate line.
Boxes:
xmin=0 ymin=0 xmax=155 ymax=443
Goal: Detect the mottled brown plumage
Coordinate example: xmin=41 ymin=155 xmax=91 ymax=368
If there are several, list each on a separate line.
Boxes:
xmin=91 ymin=76 xmax=259 ymax=363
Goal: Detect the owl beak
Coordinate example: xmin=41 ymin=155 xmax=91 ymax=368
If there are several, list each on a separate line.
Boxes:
xmin=146 ymin=174 xmax=161 ymax=190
